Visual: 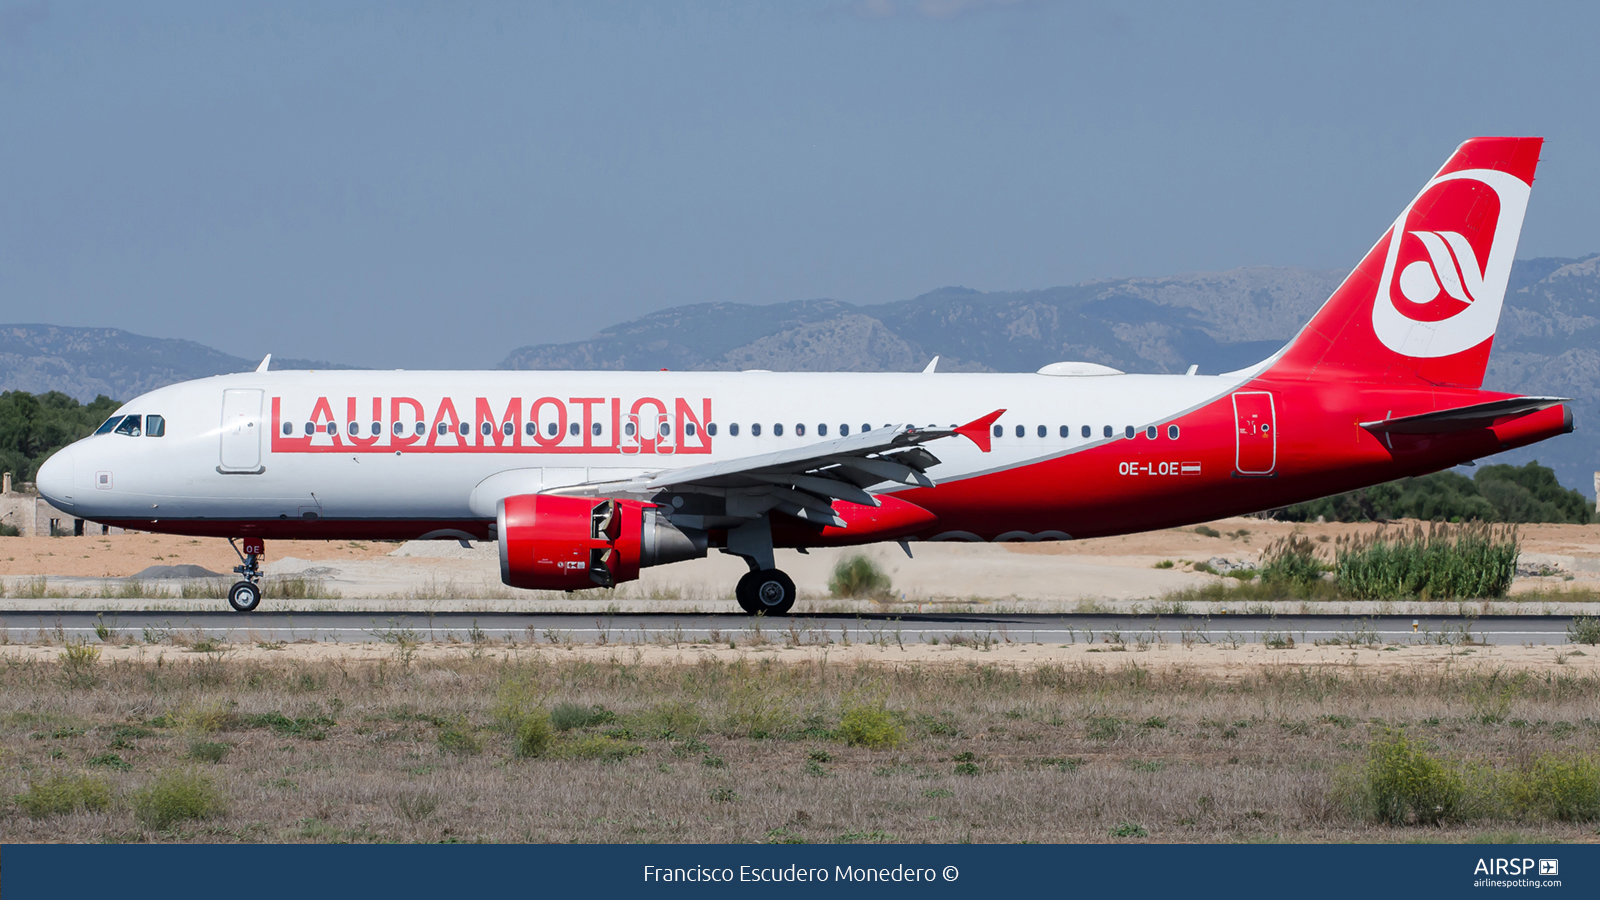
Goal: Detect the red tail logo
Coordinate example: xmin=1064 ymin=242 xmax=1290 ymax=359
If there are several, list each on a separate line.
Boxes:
xmin=1268 ymin=137 xmax=1541 ymax=388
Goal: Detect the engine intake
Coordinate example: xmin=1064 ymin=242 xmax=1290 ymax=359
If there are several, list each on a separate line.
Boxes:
xmin=498 ymin=494 xmax=706 ymax=590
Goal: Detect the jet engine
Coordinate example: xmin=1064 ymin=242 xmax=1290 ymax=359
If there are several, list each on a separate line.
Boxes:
xmin=497 ymin=494 xmax=706 ymax=590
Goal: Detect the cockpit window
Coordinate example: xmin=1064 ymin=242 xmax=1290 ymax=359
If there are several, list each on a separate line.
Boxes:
xmin=113 ymin=416 xmax=142 ymax=437
xmin=95 ymin=416 xmax=125 ymax=435
xmin=145 ymin=415 xmax=165 ymax=437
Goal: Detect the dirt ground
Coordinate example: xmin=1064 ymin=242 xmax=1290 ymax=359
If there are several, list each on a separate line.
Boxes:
xmin=1 ymin=637 xmax=1594 ymax=679
xmin=0 ymin=534 xmax=393 ymax=578
xmin=3 ymin=519 xmax=1599 ymax=607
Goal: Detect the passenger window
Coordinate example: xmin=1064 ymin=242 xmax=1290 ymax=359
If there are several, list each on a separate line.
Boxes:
xmin=414 ymin=422 xmax=425 ymax=436
xmin=1146 ymin=425 xmax=1157 ymax=439
xmin=392 ymin=422 xmax=404 ymax=436
xmin=840 ymin=424 xmax=849 ymax=436
xmin=992 ymin=424 xmax=1002 ymax=438
xmin=861 ymin=424 xmax=871 ymax=433
xmin=1124 ymin=425 xmax=1135 ymax=439
xmin=1082 ymin=425 xmax=1091 ymax=438
xmin=686 ymin=422 xmax=697 ymax=437
xmin=660 ymin=422 xmax=671 ymax=437
xmin=114 ymin=416 xmax=141 ymax=437
xmin=1168 ymin=424 xmax=1179 ymax=440
xmin=752 ymin=423 xmax=762 ymax=437
xmin=326 ymin=423 xmax=337 ymax=435
xmin=347 ymin=422 xmax=359 ymax=436
xmin=569 ymin=422 xmax=580 ymax=436
xmin=625 ymin=422 xmax=636 ymax=437
xmin=818 ymin=424 xmax=827 ymax=437
xmin=506 ymin=422 xmax=517 ymax=436
xmin=548 ymin=422 xmax=558 ymax=436
xmin=370 ymin=422 xmax=380 ymax=436
xmin=481 ymin=422 xmax=492 ymax=436
xmin=773 ymin=423 xmax=783 ymax=437
xmin=305 ymin=422 xmax=314 ymax=435
xmin=1015 ymin=424 xmax=1025 ymax=438
xmin=592 ymin=422 xmax=602 ymax=437
xmin=729 ymin=423 xmax=739 ymax=436
xmin=459 ymin=422 xmax=469 ymax=436
xmin=144 ymin=415 xmax=164 ymax=436
xmin=1037 ymin=425 xmax=1046 ymax=438
xmin=282 ymin=422 xmax=292 ymax=436
xmin=526 ymin=422 xmax=536 ymax=436
xmin=438 ymin=422 xmax=449 ymax=436
xmin=1059 ymin=425 xmax=1068 ymax=438
xmin=1103 ymin=425 xmax=1113 ymax=438
xmin=795 ymin=423 xmax=805 ymax=437
xmin=95 ymin=416 xmax=124 ymax=435
xmin=705 ymin=423 xmax=716 ymax=437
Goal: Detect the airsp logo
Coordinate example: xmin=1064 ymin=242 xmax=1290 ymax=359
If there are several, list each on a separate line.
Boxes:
xmin=1473 ymin=858 xmax=1555 ymax=876
xmin=1371 ymin=168 xmax=1531 ymax=359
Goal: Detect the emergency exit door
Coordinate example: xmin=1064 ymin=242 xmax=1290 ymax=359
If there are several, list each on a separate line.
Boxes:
xmin=1232 ymin=391 xmax=1276 ymax=476
xmin=219 ymin=389 xmax=264 ymax=473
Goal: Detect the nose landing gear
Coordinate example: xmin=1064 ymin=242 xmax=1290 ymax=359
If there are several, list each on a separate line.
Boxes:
xmin=227 ymin=537 xmax=264 ymax=613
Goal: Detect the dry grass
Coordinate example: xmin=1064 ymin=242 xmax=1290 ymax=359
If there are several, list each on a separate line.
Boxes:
xmin=2 ymin=652 xmax=1599 ymax=843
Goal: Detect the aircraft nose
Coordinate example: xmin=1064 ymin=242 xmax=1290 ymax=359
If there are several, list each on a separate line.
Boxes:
xmin=35 ymin=447 xmax=75 ymax=510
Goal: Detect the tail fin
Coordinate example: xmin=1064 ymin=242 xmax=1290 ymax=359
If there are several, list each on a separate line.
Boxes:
xmin=1265 ymin=137 xmax=1542 ymax=388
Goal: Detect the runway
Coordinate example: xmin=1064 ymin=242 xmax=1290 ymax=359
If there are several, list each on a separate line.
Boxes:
xmin=1 ymin=609 xmax=1585 ymax=646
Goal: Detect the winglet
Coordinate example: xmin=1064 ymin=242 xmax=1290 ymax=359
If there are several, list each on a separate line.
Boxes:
xmin=255 ymin=354 xmax=272 ymax=373
xmin=922 ymin=356 xmax=939 ymax=374
xmin=954 ymin=409 xmax=1005 ymax=452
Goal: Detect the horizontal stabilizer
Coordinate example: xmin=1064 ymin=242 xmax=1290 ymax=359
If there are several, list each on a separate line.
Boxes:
xmin=1360 ymin=396 xmax=1568 ymax=435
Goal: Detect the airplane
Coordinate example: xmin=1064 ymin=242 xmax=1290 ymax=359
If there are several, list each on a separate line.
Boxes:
xmin=33 ymin=136 xmax=1571 ymax=614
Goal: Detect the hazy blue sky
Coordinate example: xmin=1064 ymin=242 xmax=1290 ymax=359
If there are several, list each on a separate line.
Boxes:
xmin=2 ymin=1 xmax=1597 ymax=367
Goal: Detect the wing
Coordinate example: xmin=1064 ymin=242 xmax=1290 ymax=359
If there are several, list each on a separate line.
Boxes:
xmin=545 ymin=409 xmax=1004 ymax=528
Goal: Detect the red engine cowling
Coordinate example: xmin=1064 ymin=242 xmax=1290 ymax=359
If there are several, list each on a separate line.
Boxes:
xmin=498 ymin=494 xmax=705 ymax=590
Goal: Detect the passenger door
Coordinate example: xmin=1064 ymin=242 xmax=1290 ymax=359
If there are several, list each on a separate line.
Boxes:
xmin=219 ymin=389 xmax=264 ymax=473
xmin=1232 ymin=391 xmax=1276 ymax=476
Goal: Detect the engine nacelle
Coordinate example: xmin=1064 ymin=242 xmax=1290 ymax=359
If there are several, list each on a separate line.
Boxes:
xmin=497 ymin=494 xmax=706 ymax=590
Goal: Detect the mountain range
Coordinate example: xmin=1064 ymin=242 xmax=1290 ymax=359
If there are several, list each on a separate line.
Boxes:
xmin=5 ymin=254 xmax=1597 ymax=493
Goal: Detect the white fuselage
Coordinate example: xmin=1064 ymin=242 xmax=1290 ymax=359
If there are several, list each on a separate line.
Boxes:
xmin=39 ymin=369 xmax=1240 ymax=531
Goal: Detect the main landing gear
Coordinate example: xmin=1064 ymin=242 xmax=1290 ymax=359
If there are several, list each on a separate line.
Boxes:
xmin=227 ymin=537 xmax=264 ymax=613
xmin=735 ymin=568 xmax=796 ymax=616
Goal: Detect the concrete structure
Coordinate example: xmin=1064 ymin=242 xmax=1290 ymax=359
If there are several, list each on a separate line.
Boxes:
xmin=1 ymin=472 xmax=126 ymax=537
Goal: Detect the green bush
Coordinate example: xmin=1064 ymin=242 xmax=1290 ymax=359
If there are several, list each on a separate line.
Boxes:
xmin=514 ymin=710 xmax=554 ymax=758
xmin=829 ymin=555 xmax=891 ymax=599
xmin=1194 ymin=526 xmax=1221 ymax=538
xmin=132 ymin=769 xmax=226 ymax=830
xmin=17 ymin=773 xmax=113 ymax=818
xmin=186 ymin=740 xmax=231 ymax=763
xmin=0 ymin=522 xmax=19 ymax=537
xmin=1336 ymin=522 xmax=1518 ymax=600
xmin=1258 ymin=534 xmax=1325 ymax=592
xmin=631 ymin=700 xmax=706 ymax=738
xmin=836 ymin=703 xmax=904 ymax=750
xmin=436 ymin=722 xmax=482 ymax=756
xmin=550 ymin=702 xmax=615 ymax=732
xmin=1569 ymin=616 xmax=1600 ymax=646
xmin=552 ymin=734 xmax=646 ymax=761
xmin=1364 ymin=730 xmax=1464 ymax=825
xmin=1509 ymin=755 xmax=1600 ymax=822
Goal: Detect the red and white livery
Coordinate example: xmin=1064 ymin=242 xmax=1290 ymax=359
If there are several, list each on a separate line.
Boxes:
xmin=35 ymin=137 xmax=1572 ymax=613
